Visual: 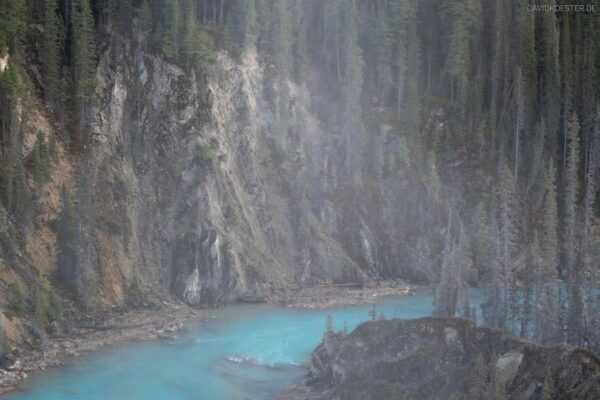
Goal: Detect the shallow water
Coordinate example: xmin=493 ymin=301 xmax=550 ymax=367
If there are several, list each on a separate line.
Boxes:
xmin=4 ymin=289 xmax=484 ymax=400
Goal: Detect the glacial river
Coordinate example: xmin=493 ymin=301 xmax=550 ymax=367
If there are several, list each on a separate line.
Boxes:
xmin=4 ymin=290 xmax=484 ymax=400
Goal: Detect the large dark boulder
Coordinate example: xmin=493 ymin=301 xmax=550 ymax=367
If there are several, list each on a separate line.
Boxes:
xmin=282 ymin=317 xmax=600 ymax=400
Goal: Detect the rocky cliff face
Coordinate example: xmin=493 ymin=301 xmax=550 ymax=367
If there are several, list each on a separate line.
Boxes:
xmin=76 ymin=33 xmax=394 ymax=308
xmin=283 ymin=317 xmax=600 ymax=400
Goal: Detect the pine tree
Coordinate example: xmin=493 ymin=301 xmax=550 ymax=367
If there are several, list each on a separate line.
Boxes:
xmin=527 ymin=119 xmax=547 ymax=190
xmin=338 ymin=0 xmax=363 ymax=177
xmin=139 ymin=0 xmax=153 ymax=39
xmin=71 ymin=0 xmax=97 ymax=137
xmin=537 ymin=160 xmax=560 ymax=342
xmin=162 ymin=0 xmax=181 ymax=59
xmin=268 ymin=0 xmax=292 ymax=72
xmin=368 ymin=302 xmax=377 ymax=320
xmin=435 ymin=210 xmax=471 ymax=317
xmin=41 ymin=0 xmax=64 ymax=109
xmin=13 ymin=156 xmax=32 ymax=237
xmin=561 ymin=14 xmax=574 ymax=170
xmin=564 ymin=112 xmax=582 ymax=345
xmin=441 ymin=0 xmax=482 ymax=106
xmin=496 ymin=159 xmax=518 ymax=328
xmin=0 ymin=0 xmax=25 ymax=52
xmin=0 ymin=61 xmax=19 ymax=149
xmin=513 ymin=67 xmax=525 ymax=182
xmin=539 ymin=3 xmax=560 ymax=146
xmin=181 ymin=3 xmax=214 ymax=79
xmin=10 ymin=282 xmax=27 ymax=315
xmin=57 ymin=185 xmax=78 ymax=290
xmin=225 ymin=0 xmax=258 ymax=55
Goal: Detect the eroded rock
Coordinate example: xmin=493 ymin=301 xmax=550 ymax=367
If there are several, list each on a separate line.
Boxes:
xmin=281 ymin=317 xmax=600 ymax=400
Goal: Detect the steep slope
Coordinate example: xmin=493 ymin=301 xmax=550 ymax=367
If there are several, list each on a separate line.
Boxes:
xmin=283 ymin=317 xmax=600 ymax=400
xmin=74 ymin=35 xmax=384 ymax=308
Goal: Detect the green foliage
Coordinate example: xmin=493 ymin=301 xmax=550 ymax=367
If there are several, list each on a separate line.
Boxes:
xmin=0 ymin=326 xmax=5 ymax=357
xmin=161 ymin=0 xmax=181 ymax=59
xmin=198 ymin=142 xmax=215 ymax=163
xmin=326 ymin=314 xmax=333 ymax=333
xmin=9 ymin=282 xmax=27 ymax=315
xmin=30 ymin=131 xmax=52 ymax=190
xmin=13 ymin=155 xmax=33 ymax=234
xmin=181 ymin=3 xmax=214 ymax=79
xmin=72 ymin=0 xmax=97 ymax=135
xmin=267 ymin=0 xmax=292 ymax=72
xmin=368 ymin=302 xmax=377 ymax=320
xmin=56 ymin=185 xmax=78 ymax=289
xmin=0 ymin=0 xmax=25 ymax=52
xmin=41 ymin=0 xmax=64 ymax=108
xmin=225 ymin=0 xmax=259 ymax=56
xmin=48 ymin=132 xmax=58 ymax=162
xmin=33 ymin=273 xmax=62 ymax=330
xmin=139 ymin=0 xmax=153 ymax=38
xmin=126 ymin=281 xmax=143 ymax=306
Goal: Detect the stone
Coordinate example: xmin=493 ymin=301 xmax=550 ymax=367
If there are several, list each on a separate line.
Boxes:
xmin=281 ymin=317 xmax=600 ymax=400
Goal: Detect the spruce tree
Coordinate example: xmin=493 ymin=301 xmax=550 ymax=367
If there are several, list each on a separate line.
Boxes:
xmin=181 ymin=3 xmax=214 ymax=79
xmin=162 ymin=0 xmax=181 ymax=59
xmin=139 ymin=0 xmax=153 ymax=39
xmin=496 ymin=159 xmax=518 ymax=328
xmin=537 ymin=160 xmax=560 ymax=342
xmin=71 ymin=0 xmax=96 ymax=137
xmin=564 ymin=112 xmax=583 ymax=345
xmin=41 ymin=0 xmax=64 ymax=109
xmin=57 ymin=185 xmax=78 ymax=289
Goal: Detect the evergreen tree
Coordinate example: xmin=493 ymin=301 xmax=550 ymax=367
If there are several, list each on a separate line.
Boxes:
xmin=368 ymin=302 xmax=377 ymax=320
xmin=162 ymin=0 xmax=181 ymax=59
xmin=564 ymin=112 xmax=583 ymax=345
xmin=539 ymin=3 xmax=560 ymax=146
xmin=267 ymin=0 xmax=292 ymax=72
xmin=536 ymin=159 xmax=560 ymax=342
xmin=338 ymin=0 xmax=363 ymax=177
xmin=496 ymin=159 xmax=518 ymax=328
xmin=57 ymin=185 xmax=78 ymax=290
xmin=0 ymin=0 xmax=25 ymax=52
xmin=71 ymin=0 xmax=97 ymax=137
xmin=13 ymin=156 xmax=32 ymax=237
xmin=181 ymin=3 xmax=214 ymax=79
xmin=139 ymin=0 xmax=153 ymax=39
xmin=41 ymin=0 xmax=64 ymax=109
xmin=225 ymin=0 xmax=258 ymax=55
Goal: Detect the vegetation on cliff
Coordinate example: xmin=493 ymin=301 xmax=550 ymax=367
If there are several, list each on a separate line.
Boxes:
xmin=0 ymin=0 xmax=599 ymax=359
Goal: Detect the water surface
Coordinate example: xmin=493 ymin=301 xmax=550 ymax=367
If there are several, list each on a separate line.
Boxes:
xmin=5 ymin=290 xmax=482 ymax=400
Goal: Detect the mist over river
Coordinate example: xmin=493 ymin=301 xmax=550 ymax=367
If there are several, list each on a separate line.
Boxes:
xmin=4 ymin=290 xmax=484 ymax=400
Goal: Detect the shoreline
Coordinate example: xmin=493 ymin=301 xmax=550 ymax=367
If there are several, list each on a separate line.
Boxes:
xmin=0 ymin=281 xmax=414 ymax=395
xmin=0 ymin=301 xmax=201 ymax=395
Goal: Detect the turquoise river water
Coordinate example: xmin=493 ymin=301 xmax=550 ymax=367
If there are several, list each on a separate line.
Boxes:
xmin=4 ymin=289 xmax=484 ymax=400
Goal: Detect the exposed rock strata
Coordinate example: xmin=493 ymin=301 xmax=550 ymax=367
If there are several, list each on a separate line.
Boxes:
xmin=78 ymin=35 xmax=402 ymax=308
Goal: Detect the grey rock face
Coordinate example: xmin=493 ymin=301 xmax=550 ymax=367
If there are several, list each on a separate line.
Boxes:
xmin=79 ymin=36 xmax=389 ymax=308
xmin=283 ymin=318 xmax=600 ymax=400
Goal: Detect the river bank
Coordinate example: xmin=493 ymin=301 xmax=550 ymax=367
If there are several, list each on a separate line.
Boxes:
xmin=0 ymin=301 xmax=200 ymax=395
xmin=0 ymin=281 xmax=415 ymax=395
xmin=271 ymin=280 xmax=415 ymax=309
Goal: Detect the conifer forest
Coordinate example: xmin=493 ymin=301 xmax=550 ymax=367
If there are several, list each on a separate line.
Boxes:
xmin=1 ymin=1 xmax=600 ymax=398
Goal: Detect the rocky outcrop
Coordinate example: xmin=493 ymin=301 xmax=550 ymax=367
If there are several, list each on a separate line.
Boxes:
xmin=74 ymin=33 xmax=394 ymax=309
xmin=282 ymin=317 xmax=600 ymax=400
